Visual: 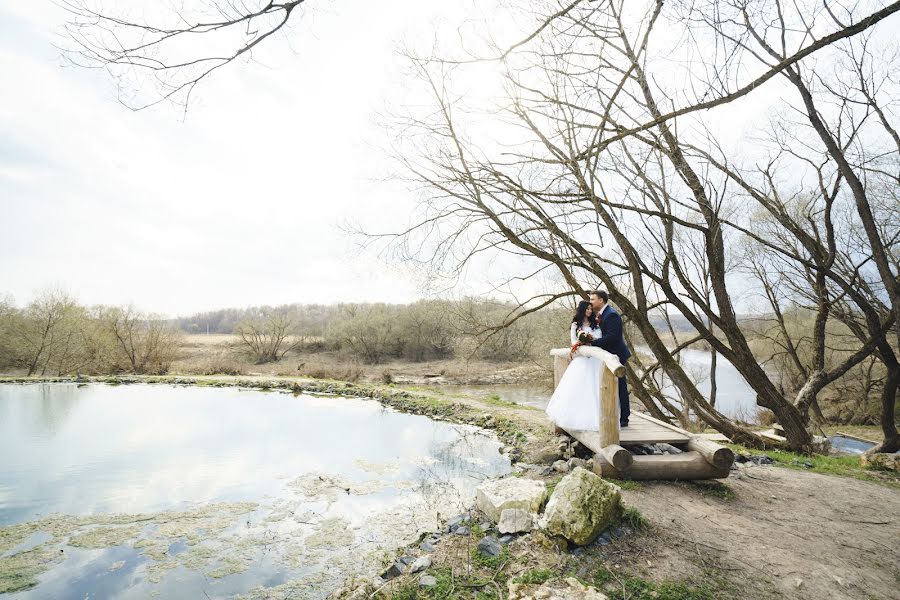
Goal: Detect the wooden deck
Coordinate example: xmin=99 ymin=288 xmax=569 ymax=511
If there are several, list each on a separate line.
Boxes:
xmin=551 ymin=347 xmax=734 ymax=480
xmin=565 ymin=412 xmax=691 ymax=451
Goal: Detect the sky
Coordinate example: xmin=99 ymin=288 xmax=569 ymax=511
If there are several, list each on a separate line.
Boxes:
xmin=0 ymin=0 xmax=513 ymax=316
xmin=1 ymin=1 xmax=897 ymax=318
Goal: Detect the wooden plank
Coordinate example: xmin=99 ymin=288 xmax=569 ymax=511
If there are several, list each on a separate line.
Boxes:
xmin=569 ymin=426 xmax=689 ymax=448
xmin=836 ymin=431 xmax=878 ymax=444
xmin=550 ymin=347 xmax=625 ymax=377
xmin=631 ymin=413 xmax=693 ymax=437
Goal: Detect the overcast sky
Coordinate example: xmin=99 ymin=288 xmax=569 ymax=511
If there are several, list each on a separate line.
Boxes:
xmin=2 ymin=2 xmax=897 ymax=318
xmin=1 ymin=1 xmax=515 ymax=316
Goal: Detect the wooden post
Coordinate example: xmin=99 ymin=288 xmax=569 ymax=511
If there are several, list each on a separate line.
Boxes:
xmin=599 ymin=365 xmax=620 ymax=447
xmin=553 ymin=354 xmax=571 ymax=389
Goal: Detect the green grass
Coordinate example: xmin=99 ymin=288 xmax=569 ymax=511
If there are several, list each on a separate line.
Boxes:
xmin=513 ymin=568 xmax=554 ymax=585
xmin=691 ymin=481 xmax=735 ymax=501
xmin=621 ymin=506 xmax=649 ymax=530
xmin=727 ymin=444 xmax=899 ymax=489
xmin=594 ymin=567 xmax=724 ymax=600
xmin=607 ymin=478 xmax=643 ymax=491
xmin=470 ymin=544 xmax=510 ymax=570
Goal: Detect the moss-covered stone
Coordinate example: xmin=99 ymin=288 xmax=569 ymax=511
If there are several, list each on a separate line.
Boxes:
xmin=538 ymin=467 xmax=621 ymax=546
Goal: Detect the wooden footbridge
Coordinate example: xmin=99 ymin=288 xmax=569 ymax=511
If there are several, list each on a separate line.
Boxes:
xmin=551 ymin=347 xmax=734 ymax=480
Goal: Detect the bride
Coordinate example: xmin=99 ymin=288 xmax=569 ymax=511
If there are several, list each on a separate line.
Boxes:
xmin=545 ymin=300 xmax=604 ymax=432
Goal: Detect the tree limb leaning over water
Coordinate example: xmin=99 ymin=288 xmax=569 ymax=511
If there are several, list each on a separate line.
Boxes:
xmin=382 ymin=0 xmax=900 ymax=450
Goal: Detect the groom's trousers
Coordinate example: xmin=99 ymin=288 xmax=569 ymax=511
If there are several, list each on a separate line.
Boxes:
xmin=618 ymin=358 xmax=631 ymax=424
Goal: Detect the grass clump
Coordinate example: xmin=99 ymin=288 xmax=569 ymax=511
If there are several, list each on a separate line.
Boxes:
xmin=607 ymin=478 xmax=642 ymax=491
xmin=621 ymin=506 xmax=649 ymax=531
xmin=470 ymin=544 xmax=510 ymax=570
xmin=594 ymin=566 xmax=722 ymax=600
xmin=513 ymin=568 xmax=554 ymax=584
xmin=691 ymin=481 xmax=735 ymax=501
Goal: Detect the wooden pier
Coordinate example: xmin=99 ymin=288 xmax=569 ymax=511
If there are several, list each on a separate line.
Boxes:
xmin=551 ymin=348 xmax=734 ymax=480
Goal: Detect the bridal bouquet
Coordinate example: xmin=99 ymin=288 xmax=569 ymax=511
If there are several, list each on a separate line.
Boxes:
xmin=570 ymin=331 xmax=594 ymax=358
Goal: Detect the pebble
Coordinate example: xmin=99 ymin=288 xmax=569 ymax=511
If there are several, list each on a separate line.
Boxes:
xmin=552 ymin=460 xmax=570 ymax=473
xmin=477 ymin=535 xmax=503 ymax=558
xmin=419 ymin=539 xmax=437 ymax=553
xmin=419 ymin=575 xmax=437 ymax=587
xmin=410 ymin=556 xmax=432 ymax=573
xmin=454 ymin=526 xmax=470 ymax=536
xmin=498 ymin=534 xmax=515 ymax=544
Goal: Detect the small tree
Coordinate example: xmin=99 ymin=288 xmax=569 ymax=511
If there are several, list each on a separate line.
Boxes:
xmin=234 ymin=307 xmax=296 ymax=363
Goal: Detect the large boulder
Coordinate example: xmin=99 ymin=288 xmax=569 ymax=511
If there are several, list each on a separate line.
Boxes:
xmin=508 ymin=576 xmax=608 ymax=600
xmin=538 ymin=467 xmax=621 ymax=546
xmin=475 ymin=477 xmax=547 ymax=523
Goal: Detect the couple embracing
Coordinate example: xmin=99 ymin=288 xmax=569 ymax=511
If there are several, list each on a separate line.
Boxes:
xmin=545 ymin=290 xmax=631 ymax=432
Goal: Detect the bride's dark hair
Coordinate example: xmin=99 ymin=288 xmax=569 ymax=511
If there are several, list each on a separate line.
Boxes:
xmin=572 ymin=300 xmax=596 ymax=327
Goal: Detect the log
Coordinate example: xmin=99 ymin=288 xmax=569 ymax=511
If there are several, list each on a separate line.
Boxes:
xmin=594 ymin=451 xmax=731 ymax=480
xmin=550 ymin=347 xmax=625 ymax=378
xmin=599 ymin=367 xmax=620 ymax=447
xmin=599 ymin=444 xmax=633 ymax=472
xmin=687 ymin=437 xmax=735 ymax=470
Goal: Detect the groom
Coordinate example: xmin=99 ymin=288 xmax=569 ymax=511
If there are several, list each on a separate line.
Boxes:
xmin=588 ymin=290 xmax=632 ymax=427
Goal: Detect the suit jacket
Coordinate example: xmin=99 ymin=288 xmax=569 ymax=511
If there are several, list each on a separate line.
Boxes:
xmin=590 ymin=304 xmax=631 ymax=362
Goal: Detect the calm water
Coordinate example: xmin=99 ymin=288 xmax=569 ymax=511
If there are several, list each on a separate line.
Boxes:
xmin=434 ymin=349 xmax=760 ymax=421
xmin=0 ymin=383 xmax=510 ymax=598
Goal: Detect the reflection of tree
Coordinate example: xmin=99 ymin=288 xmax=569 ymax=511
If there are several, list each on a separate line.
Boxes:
xmin=31 ymin=384 xmax=81 ymax=435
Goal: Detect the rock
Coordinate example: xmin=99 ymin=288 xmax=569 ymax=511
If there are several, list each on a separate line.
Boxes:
xmin=419 ymin=575 xmax=437 ymax=588
xmin=498 ymin=534 xmax=515 ymax=544
xmin=749 ymin=455 xmax=774 ymax=466
xmin=454 ymin=526 xmax=470 ymax=536
xmin=419 ymin=539 xmax=437 ymax=553
xmin=480 ymin=521 xmax=492 ymax=531
xmin=345 ymin=586 xmax=370 ymax=600
xmin=475 ymin=477 xmax=548 ymax=523
xmin=477 ymin=536 xmax=503 ymax=558
xmin=397 ymin=554 xmax=415 ymax=566
xmin=568 ymin=457 xmax=589 ymax=470
xmin=553 ymin=460 xmax=570 ymax=473
xmin=381 ymin=561 xmax=404 ymax=580
xmin=447 ymin=514 xmax=468 ymax=529
xmin=410 ymin=556 xmax=432 ymax=573
xmin=538 ymin=467 xmax=621 ymax=546
xmin=498 ymin=508 xmax=534 ymax=534
xmin=860 ymin=453 xmax=900 ymax=472
xmin=540 ymin=466 xmax=554 ymax=476
xmin=508 ymin=576 xmax=608 ymax=600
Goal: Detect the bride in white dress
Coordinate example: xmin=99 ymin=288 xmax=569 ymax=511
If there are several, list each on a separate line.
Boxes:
xmin=545 ymin=300 xmax=604 ymax=432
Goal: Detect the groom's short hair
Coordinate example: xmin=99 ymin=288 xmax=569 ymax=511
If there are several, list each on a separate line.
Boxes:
xmin=590 ymin=290 xmax=609 ymax=302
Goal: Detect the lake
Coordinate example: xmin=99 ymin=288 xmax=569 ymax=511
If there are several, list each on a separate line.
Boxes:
xmin=434 ymin=348 xmax=762 ymax=422
xmin=0 ymin=383 xmax=510 ymax=599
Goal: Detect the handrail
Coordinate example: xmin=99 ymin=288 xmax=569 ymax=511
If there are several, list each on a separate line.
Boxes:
xmin=550 ymin=347 xmax=625 ymax=378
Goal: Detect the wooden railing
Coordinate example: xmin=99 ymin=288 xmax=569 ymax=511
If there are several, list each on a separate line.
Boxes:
xmin=550 ymin=346 xmax=625 ymax=449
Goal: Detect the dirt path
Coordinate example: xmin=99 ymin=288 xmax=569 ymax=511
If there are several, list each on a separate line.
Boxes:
xmin=614 ymin=467 xmax=900 ymax=599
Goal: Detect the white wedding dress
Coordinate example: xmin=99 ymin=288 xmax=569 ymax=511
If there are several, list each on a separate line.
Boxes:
xmin=545 ymin=322 xmax=605 ymax=431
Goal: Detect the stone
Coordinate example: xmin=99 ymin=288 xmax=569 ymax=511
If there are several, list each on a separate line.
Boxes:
xmin=477 ymin=536 xmax=503 ymax=558
xmin=498 ymin=534 xmax=515 ymax=544
xmin=454 ymin=526 xmax=470 ymax=536
xmin=410 ymin=556 xmax=431 ymax=573
xmin=419 ymin=575 xmax=437 ymax=588
xmin=480 ymin=521 xmax=492 ymax=531
xmin=568 ymin=457 xmax=589 ymax=470
xmin=508 ymin=576 xmax=608 ymax=600
xmin=475 ymin=477 xmax=548 ymax=523
xmin=419 ymin=539 xmax=437 ymax=553
xmin=498 ymin=508 xmax=534 ymax=534
xmin=553 ymin=460 xmax=570 ymax=473
xmin=447 ymin=514 xmax=467 ymax=529
xmin=860 ymin=453 xmax=900 ymax=472
xmin=538 ymin=467 xmax=621 ymax=546
xmin=381 ymin=561 xmax=404 ymax=580
xmin=397 ymin=554 xmax=415 ymax=566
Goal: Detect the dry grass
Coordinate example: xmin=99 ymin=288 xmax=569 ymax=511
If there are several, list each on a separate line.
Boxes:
xmin=170 ymin=335 xmax=548 ymax=385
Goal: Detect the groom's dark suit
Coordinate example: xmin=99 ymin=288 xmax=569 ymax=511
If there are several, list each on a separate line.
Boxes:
xmin=590 ymin=304 xmax=632 ymax=426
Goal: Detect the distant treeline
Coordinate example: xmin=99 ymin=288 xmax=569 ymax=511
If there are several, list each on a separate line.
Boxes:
xmin=0 ymin=290 xmax=574 ymax=374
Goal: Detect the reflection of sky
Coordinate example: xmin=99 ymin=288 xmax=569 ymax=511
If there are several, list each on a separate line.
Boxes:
xmin=0 ymin=384 xmax=510 ymax=525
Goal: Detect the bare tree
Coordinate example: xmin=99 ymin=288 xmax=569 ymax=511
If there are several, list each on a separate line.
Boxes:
xmin=234 ymin=307 xmax=297 ymax=363
xmin=100 ymin=305 xmax=181 ymax=374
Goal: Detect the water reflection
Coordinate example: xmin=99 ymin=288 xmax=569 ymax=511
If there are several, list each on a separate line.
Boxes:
xmin=0 ymin=383 xmax=510 ymax=599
